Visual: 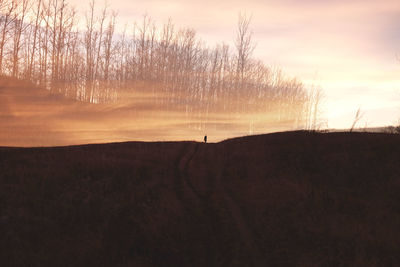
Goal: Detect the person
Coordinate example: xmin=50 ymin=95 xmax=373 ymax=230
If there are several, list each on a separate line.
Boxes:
xmin=204 ymin=135 xmax=207 ymax=143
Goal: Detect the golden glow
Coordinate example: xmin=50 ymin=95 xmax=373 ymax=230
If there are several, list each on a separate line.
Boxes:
xmin=0 ymin=89 xmax=296 ymax=146
xmin=69 ymin=0 xmax=400 ymax=128
xmin=1 ymin=0 xmax=400 ymax=146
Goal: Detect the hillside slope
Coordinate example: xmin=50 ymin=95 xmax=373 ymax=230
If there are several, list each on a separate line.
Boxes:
xmin=1 ymin=131 xmax=400 ymax=266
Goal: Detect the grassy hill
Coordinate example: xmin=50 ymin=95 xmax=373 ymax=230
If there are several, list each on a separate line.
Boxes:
xmin=1 ymin=131 xmax=400 ymax=266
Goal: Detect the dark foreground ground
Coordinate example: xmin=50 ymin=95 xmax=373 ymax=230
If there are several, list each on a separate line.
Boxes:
xmin=1 ymin=131 xmax=400 ymax=266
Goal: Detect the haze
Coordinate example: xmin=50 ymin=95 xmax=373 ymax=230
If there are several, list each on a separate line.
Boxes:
xmin=67 ymin=0 xmax=400 ymax=127
xmin=1 ymin=0 xmax=399 ymax=146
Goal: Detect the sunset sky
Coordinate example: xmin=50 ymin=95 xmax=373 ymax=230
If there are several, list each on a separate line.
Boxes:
xmin=70 ymin=0 xmax=400 ymax=129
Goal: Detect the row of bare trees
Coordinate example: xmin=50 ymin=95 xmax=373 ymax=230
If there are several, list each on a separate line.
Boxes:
xmin=0 ymin=0 xmax=320 ymax=128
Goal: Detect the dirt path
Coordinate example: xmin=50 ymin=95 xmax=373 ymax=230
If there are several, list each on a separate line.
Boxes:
xmin=173 ymin=143 xmax=219 ymax=263
xmin=173 ymin=142 xmax=202 ymax=210
xmin=174 ymin=142 xmax=265 ymax=266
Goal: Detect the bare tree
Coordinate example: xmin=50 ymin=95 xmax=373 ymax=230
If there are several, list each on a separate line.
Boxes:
xmin=0 ymin=0 xmax=18 ymax=74
xmin=84 ymin=0 xmax=97 ymax=101
xmin=158 ymin=18 xmax=174 ymax=84
xmin=234 ymin=12 xmax=255 ymax=89
xmin=350 ymin=107 xmax=364 ymax=132
xmin=103 ymin=10 xmax=116 ymax=84
xmin=93 ymin=2 xmax=107 ymax=84
xmin=26 ymin=0 xmax=42 ymax=80
xmin=11 ymin=0 xmax=30 ymax=77
xmin=304 ymin=85 xmax=323 ymax=130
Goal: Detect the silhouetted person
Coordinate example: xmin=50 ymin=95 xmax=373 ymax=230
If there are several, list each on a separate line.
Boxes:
xmin=204 ymin=135 xmax=207 ymax=143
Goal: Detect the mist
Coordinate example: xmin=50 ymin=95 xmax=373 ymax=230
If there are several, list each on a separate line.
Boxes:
xmin=0 ymin=76 xmax=315 ymax=146
xmin=0 ymin=0 xmax=322 ymax=146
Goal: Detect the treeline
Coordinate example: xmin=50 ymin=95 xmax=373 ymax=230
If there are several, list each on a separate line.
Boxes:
xmin=0 ymin=0 xmax=320 ymax=128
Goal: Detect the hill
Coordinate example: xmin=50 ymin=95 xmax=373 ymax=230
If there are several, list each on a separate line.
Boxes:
xmin=1 ymin=131 xmax=400 ymax=266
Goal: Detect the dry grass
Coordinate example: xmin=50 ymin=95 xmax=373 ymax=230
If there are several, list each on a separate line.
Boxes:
xmin=1 ymin=131 xmax=400 ymax=266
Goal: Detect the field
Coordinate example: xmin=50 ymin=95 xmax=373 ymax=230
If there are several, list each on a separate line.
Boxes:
xmin=1 ymin=131 xmax=400 ymax=266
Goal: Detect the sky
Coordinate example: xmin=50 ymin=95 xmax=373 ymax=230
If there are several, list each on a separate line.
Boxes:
xmin=69 ymin=0 xmax=400 ymax=129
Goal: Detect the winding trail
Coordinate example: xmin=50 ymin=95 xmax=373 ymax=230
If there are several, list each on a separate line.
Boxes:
xmin=174 ymin=142 xmax=202 ymax=208
xmin=174 ymin=142 xmax=265 ymax=266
